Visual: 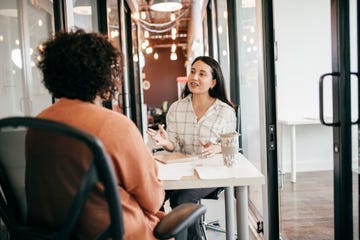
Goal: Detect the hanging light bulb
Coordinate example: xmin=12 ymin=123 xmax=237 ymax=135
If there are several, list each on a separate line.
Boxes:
xmin=141 ymin=11 xmax=146 ymax=20
xmin=145 ymin=47 xmax=153 ymax=54
xmin=154 ymin=52 xmax=159 ymax=59
xmin=171 ymin=28 xmax=177 ymax=40
xmin=170 ymin=52 xmax=177 ymax=61
xmin=144 ymin=30 xmax=149 ymax=38
xmin=171 ymin=43 xmax=176 ymax=52
xmin=170 ymin=13 xmax=176 ymax=21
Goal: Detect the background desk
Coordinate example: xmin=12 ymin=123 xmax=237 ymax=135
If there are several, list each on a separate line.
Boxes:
xmin=278 ymin=118 xmax=325 ymax=183
xmin=158 ymin=154 xmax=264 ymax=240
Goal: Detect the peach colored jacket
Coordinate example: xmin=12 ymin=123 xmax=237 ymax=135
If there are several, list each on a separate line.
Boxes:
xmin=27 ymin=98 xmax=165 ymax=239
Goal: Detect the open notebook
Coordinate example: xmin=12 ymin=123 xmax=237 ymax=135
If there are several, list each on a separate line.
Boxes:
xmin=155 ymin=152 xmax=198 ymax=164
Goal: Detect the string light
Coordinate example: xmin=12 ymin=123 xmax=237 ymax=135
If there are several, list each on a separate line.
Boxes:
xmin=145 ymin=47 xmax=153 ymax=54
xmin=144 ymin=30 xmax=149 ymax=38
xmin=134 ymin=8 xmax=190 ymax=62
xmin=171 ymin=43 xmax=176 ymax=52
xmin=171 ymin=28 xmax=177 ymax=40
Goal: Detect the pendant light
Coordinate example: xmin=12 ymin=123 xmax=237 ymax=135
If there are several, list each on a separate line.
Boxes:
xmin=150 ymin=0 xmax=182 ymax=12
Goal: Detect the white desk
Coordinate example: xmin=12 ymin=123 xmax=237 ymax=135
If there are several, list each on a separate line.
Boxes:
xmin=158 ymin=153 xmax=265 ymax=240
xmin=278 ymin=117 xmax=322 ymax=183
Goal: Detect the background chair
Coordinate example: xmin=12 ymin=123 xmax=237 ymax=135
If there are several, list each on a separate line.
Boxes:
xmin=0 ymin=116 xmax=206 ymax=240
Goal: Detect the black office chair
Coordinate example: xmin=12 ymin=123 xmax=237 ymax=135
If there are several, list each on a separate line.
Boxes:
xmin=0 ymin=116 xmax=206 ymax=240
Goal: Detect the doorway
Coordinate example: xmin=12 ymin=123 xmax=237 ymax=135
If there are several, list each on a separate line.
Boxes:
xmin=273 ymin=0 xmax=358 ymax=239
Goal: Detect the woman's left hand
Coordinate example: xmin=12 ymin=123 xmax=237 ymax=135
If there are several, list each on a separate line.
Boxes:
xmin=199 ymin=140 xmax=221 ymax=158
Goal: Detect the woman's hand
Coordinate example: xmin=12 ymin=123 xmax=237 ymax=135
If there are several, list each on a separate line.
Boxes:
xmin=199 ymin=140 xmax=221 ymax=158
xmin=147 ymin=124 xmax=174 ymax=151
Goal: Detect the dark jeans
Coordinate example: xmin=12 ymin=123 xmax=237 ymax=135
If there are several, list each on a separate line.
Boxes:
xmin=163 ymin=188 xmax=217 ymax=240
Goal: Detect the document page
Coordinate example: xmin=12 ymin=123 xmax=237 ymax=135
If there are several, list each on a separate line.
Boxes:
xmin=155 ymin=152 xmax=198 ymax=164
xmin=157 ymin=162 xmax=195 ymax=180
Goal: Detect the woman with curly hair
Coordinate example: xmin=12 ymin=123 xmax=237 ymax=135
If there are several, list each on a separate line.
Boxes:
xmin=28 ymin=29 xmax=165 ymax=239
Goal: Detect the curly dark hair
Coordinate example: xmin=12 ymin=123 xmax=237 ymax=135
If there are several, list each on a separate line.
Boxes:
xmin=37 ymin=29 xmax=121 ymax=102
xmin=181 ymin=56 xmax=235 ymax=108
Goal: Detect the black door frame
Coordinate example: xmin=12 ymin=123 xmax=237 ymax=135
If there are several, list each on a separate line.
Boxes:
xmin=330 ymin=0 xmax=354 ymax=239
xmin=261 ymin=1 xmax=279 ymax=239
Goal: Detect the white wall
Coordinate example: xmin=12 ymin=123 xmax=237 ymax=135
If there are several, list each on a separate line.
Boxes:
xmin=274 ymin=0 xmax=332 ymax=120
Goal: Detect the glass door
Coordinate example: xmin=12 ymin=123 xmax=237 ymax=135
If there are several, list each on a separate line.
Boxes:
xmin=273 ymin=0 xmax=358 ymax=239
xmin=236 ymin=0 xmax=266 ymax=236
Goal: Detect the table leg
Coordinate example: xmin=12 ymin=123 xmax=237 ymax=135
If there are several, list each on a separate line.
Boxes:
xmin=236 ymin=186 xmax=249 ymax=240
xmin=225 ymin=187 xmax=236 ymax=240
xmin=290 ymin=125 xmax=296 ymax=183
xmin=279 ymin=124 xmax=284 ymax=174
xmin=279 ymin=124 xmax=285 ymax=189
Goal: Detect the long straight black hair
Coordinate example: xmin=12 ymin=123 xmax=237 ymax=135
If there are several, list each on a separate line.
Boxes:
xmin=181 ymin=56 xmax=235 ymax=108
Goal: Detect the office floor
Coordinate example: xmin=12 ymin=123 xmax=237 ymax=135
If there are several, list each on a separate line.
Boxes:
xmin=280 ymin=171 xmax=359 ymax=240
xmin=201 ymin=171 xmax=359 ymax=240
xmin=198 ymin=194 xmax=258 ymax=240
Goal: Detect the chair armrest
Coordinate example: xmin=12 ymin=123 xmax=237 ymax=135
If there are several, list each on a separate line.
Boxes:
xmin=153 ymin=203 xmax=206 ymax=239
xmin=152 ymin=147 xmax=165 ymax=154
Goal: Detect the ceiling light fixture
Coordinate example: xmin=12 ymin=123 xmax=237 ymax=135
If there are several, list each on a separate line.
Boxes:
xmin=73 ymin=0 xmax=92 ymax=15
xmin=150 ymin=0 xmax=182 ymax=12
xmin=0 ymin=1 xmax=17 ymax=17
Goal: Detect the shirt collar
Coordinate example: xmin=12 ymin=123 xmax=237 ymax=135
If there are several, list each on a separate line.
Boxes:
xmin=181 ymin=94 xmax=222 ymax=110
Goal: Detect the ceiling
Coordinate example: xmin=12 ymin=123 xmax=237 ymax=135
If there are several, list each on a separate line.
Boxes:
xmin=136 ymin=0 xmax=194 ymax=49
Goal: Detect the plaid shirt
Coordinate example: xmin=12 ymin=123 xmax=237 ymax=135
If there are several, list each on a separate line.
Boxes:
xmin=166 ymin=94 xmax=237 ymax=155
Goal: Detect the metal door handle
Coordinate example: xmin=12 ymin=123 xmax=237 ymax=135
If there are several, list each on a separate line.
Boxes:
xmin=350 ymin=72 xmax=359 ymax=125
xmin=319 ymin=72 xmax=340 ymax=126
xmin=319 ymin=72 xmax=359 ymax=126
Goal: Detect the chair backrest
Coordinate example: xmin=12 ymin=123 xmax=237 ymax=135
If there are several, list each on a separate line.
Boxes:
xmin=0 ymin=117 xmax=124 ymax=240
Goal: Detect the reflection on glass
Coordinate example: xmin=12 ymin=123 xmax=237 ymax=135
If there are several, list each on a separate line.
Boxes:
xmin=0 ymin=0 xmax=53 ymax=117
xmin=107 ymin=0 xmax=122 ymax=113
xmin=70 ymin=0 xmax=98 ymax=32
xmin=237 ymin=0 xmax=264 ymax=232
xmin=216 ymin=1 xmax=230 ymax=95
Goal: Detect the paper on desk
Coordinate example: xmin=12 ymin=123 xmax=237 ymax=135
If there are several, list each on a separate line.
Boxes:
xmin=195 ymin=165 xmax=250 ymax=179
xmin=158 ymin=162 xmax=195 ymax=180
xmin=195 ymin=166 xmax=232 ymax=179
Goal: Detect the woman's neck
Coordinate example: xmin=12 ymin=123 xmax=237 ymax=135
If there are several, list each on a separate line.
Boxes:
xmin=191 ymin=94 xmax=216 ymax=121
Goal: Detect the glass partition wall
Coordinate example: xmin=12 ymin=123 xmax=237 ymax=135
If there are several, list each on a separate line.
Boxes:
xmin=201 ymin=1 xmax=268 ymax=238
xmin=0 ymin=0 xmax=54 ymax=118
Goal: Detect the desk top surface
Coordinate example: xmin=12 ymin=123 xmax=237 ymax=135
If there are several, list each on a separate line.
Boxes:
xmin=158 ymin=153 xmax=265 ymax=190
xmin=278 ymin=117 xmax=321 ymax=125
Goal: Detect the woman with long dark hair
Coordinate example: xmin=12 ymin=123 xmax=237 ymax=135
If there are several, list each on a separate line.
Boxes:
xmin=148 ymin=56 xmax=236 ymax=239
